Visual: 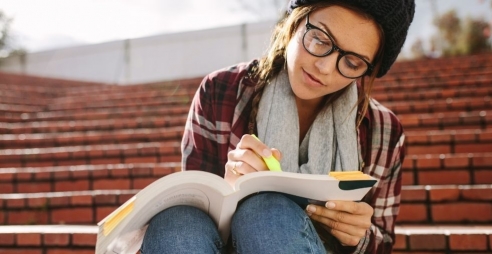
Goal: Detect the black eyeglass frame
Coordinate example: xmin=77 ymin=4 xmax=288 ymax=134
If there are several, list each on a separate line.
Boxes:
xmin=302 ymin=13 xmax=374 ymax=78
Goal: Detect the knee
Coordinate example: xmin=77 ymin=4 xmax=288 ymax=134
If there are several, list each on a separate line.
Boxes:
xmin=231 ymin=194 xmax=324 ymax=253
xmin=146 ymin=206 xmax=216 ymax=238
xmin=232 ymin=193 xmax=306 ymax=228
xmin=236 ymin=193 xmax=303 ymax=218
xmin=142 ymin=206 xmax=224 ymax=253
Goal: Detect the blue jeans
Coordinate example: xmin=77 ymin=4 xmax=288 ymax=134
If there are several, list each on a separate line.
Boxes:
xmin=141 ymin=193 xmax=326 ymax=253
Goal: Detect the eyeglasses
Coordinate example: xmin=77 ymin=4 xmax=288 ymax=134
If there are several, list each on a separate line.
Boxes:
xmin=302 ymin=14 xmax=374 ymax=78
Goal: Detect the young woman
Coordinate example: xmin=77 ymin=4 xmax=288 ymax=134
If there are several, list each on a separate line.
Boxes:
xmin=142 ymin=0 xmax=414 ymax=253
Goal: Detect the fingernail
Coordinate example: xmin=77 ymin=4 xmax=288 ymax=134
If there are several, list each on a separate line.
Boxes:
xmin=326 ymin=202 xmax=335 ymax=209
xmin=262 ymin=149 xmax=272 ymax=157
xmin=307 ymin=205 xmax=316 ymax=213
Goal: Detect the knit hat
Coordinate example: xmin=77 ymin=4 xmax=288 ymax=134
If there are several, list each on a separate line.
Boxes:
xmin=288 ymin=0 xmax=415 ymax=77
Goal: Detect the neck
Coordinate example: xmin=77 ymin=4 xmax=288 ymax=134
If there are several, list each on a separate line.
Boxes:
xmin=295 ymin=96 xmax=326 ymax=143
xmin=295 ymin=96 xmax=325 ymax=115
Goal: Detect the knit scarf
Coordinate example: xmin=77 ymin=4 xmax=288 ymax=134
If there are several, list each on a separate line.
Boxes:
xmin=256 ymin=69 xmax=359 ymax=174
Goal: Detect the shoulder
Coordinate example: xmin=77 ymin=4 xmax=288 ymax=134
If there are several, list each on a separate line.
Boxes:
xmin=201 ymin=60 xmax=258 ymax=92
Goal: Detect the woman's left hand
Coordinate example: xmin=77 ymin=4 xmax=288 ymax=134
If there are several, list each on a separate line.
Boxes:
xmin=306 ymin=200 xmax=373 ymax=246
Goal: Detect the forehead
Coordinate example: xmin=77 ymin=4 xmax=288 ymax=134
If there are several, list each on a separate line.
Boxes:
xmin=308 ymin=5 xmax=381 ymax=61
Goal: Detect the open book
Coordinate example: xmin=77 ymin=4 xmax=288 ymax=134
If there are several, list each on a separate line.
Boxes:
xmin=95 ymin=170 xmax=377 ymax=254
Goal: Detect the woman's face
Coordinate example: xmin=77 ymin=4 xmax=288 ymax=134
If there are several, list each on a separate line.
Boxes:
xmin=286 ymin=5 xmax=380 ymax=105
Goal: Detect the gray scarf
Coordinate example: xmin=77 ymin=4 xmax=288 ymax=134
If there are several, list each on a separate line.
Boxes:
xmin=256 ymin=69 xmax=359 ymax=174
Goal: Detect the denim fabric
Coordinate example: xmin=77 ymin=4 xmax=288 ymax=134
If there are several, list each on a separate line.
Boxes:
xmin=141 ymin=193 xmax=326 ymax=254
xmin=231 ymin=193 xmax=326 ymax=254
xmin=141 ymin=206 xmax=226 ymax=254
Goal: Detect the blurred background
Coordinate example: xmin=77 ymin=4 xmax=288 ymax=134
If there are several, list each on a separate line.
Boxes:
xmin=0 ymin=0 xmax=491 ymax=84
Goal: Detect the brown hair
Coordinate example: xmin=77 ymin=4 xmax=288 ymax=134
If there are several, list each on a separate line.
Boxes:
xmin=248 ymin=1 xmax=385 ymax=134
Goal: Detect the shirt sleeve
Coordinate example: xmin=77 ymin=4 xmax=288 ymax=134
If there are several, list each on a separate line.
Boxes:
xmin=181 ymin=74 xmax=225 ymax=176
xmin=353 ymin=132 xmax=406 ymax=253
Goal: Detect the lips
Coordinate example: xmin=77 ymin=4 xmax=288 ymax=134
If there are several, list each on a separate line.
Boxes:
xmin=303 ymin=69 xmax=325 ymax=86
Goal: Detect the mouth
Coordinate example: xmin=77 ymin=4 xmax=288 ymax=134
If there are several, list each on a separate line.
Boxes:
xmin=303 ymin=69 xmax=325 ymax=86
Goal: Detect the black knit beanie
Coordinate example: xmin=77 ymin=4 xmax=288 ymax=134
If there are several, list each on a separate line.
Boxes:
xmin=288 ymin=0 xmax=415 ymax=77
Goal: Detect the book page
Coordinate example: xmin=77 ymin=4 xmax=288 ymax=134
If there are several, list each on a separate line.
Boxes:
xmin=233 ymin=171 xmax=376 ymax=203
xmin=96 ymin=171 xmax=234 ymax=254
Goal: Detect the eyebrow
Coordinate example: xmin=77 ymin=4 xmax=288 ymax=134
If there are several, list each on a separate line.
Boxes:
xmin=316 ymin=20 xmax=372 ymax=62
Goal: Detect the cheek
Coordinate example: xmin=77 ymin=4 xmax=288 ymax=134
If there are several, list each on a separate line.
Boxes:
xmin=286 ymin=39 xmax=299 ymax=69
xmin=286 ymin=36 xmax=309 ymax=73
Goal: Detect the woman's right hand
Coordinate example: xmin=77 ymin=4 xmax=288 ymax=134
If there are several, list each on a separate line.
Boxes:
xmin=225 ymin=134 xmax=282 ymax=186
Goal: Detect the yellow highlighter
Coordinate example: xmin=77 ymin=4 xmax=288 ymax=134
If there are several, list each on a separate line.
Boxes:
xmin=251 ymin=134 xmax=282 ymax=172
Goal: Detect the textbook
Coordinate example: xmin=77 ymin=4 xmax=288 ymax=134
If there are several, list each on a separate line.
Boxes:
xmin=95 ymin=170 xmax=377 ymax=254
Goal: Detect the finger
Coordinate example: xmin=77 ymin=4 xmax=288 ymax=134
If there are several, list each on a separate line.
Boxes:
xmin=330 ymin=228 xmax=363 ymax=247
xmin=271 ymin=148 xmax=282 ymax=161
xmin=234 ymin=161 xmax=260 ymax=175
xmin=325 ymin=200 xmax=373 ymax=216
xmin=237 ymin=134 xmax=273 ymax=158
xmin=228 ymin=148 xmax=268 ymax=171
xmin=225 ymin=161 xmax=242 ymax=176
xmin=308 ymin=214 xmax=367 ymax=239
xmin=224 ymin=161 xmax=242 ymax=186
xmin=306 ymin=205 xmax=370 ymax=228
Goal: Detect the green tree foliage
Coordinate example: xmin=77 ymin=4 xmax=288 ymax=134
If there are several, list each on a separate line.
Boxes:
xmin=434 ymin=9 xmax=491 ymax=56
xmin=0 ymin=10 xmax=12 ymax=52
xmin=0 ymin=10 xmax=24 ymax=59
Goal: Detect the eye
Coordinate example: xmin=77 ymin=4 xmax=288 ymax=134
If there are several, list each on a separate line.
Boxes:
xmin=342 ymin=55 xmax=365 ymax=71
xmin=310 ymin=30 xmax=332 ymax=46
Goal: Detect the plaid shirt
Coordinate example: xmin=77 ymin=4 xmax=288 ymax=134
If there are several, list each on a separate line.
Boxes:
xmin=181 ymin=60 xmax=405 ymax=254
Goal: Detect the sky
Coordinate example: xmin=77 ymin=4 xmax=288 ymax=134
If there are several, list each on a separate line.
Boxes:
xmin=0 ymin=0 xmax=491 ymax=57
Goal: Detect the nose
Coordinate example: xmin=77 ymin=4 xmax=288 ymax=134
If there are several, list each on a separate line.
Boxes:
xmin=314 ymin=52 xmax=339 ymax=75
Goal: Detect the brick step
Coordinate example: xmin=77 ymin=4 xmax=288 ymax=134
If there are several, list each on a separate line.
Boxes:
xmin=2 ymin=125 xmax=489 ymax=153
xmin=56 ymin=78 xmax=202 ymax=98
xmin=378 ymin=68 xmax=492 ymax=85
xmin=0 ymin=224 xmax=490 ymax=253
xmin=0 ymin=95 xmax=49 ymax=107
xmin=393 ymin=225 xmax=492 ymax=253
xmin=0 ymin=141 xmax=181 ymax=168
xmin=397 ymin=110 xmax=490 ymax=131
xmin=1 ymin=184 xmax=490 ymax=225
xmin=0 ymin=94 xmax=193 ymax=115
xmin=384 ymin=53 xmax=492 ymax=75
xmin=387 ymin=56 xmax=492 ymax=72
xmin=373 ymin=85 xmax=492 ymax=103
xmin=0 ymin=126 xmax=184 ymax=149
xmin=387 ymin=60 xmax=492 ymax=75
xmin=0 ymin=162 xmax=179 ymax=193
xmin=0 ymin=103 xmax=45 ymax=114
xmin=44 ymin=94 xmax=192 ymax=112
xmin=384 ymin=96 xmax=491 ymax=115
xmin=0 ymin=104 xmax=190 ymax=124
xmin=0 ymin=85 xmax=64 ymax=98
xmin=374 ymin=73 xmax=492 ymax=93
xmin=0 ymin=72 xmax=103 ymax=88
xmin=381 ymin=54 xmax=492 ymax=78
xmin=0 ymin=190 xmax=138 ymax=225
xmin=406 ymin=129 xmax=492 ymax=145
xmin=0 ymin=114 xmax=187 ymax=135
xmin=0 ymin=225 xmax=97 ymax=254
xmin=405 ymin=129 xmax=492 ymax=155
xmin=401 ymin=152 xmax=492 ymax=185
xmin=398 ymin=184 xmax=492 ymax=224
xmin=50 ymin=88 xmax=196 ymax=107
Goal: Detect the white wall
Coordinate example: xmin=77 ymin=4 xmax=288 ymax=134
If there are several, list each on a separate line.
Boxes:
xmin=0 ymin=20 xmax=277 ymax=85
